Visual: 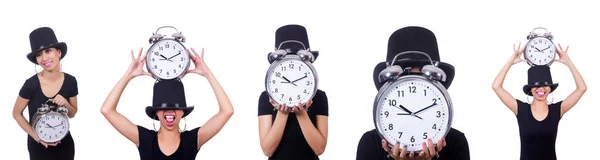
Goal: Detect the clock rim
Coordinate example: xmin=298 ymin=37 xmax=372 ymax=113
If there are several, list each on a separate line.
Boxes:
xmin=33 ymin=111 xmax=70 ymax=143
xmin=146 ymin=38 xmax=191 ymax=80
xmin=524 ymin=36 xmax=556 ymax=66
xmin=372 ymin=75 xmax=454 ymax=153
xmin=264 ymin=55 xmax=319 ymax=108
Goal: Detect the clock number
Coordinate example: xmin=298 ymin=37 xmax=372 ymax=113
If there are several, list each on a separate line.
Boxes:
xmin=388 ymin=99 xmax=396 ymax=106
xmin=153 ymin=65 xmax=157 ymax=69
xmin=289 ymin=64 xmax=294 ymax=69
xmin=288 ymin=97 xmax=292 ymax=101
xmin=297 ymin=95 xmax=301 ymax=100
xmin=181 ymin=57 xmax=184 ymax=61
xmin=398 ymin=132 xmax=403 ymax=138
xmin=398 ymin=90 xmax=404 ymax=97
xmin=165 ymin=44 xmax=170 ymax=48
xmin=166 ymin=72 xmax=170 ymax=76
xmin=436 ymin=111 xmax=441 ymax=118
xmin=51 ymin=115 xmax=55 ymax=119
xmin=281 ymin=94 xmax=284 ymax=98
xmin=384 ymin=111 xmax=389 ymax=117
xmin=423 ymin=90 xmax=427 ymax=96
xmin=432 ymin=124 xmax=437 ymax=130
xmin=159 ymin=46 xmax=163 ymax=51
xmin=299 ymin=66 xmax=302 ymax=71
xmin=408 ymin=86 xmax=416 ymax=93
xmin=275 ymin=72 xmax=281 ymax=77
xmin=274 ymin=88 xmax=278 ymax=93
xmin=281 ymin=66 xmax=287 ymax=71
xmin=410 ymin=136 xmax=415 ymax=142
xmin=154 ymin=52 xmax=159 ymax=56
xmin=304 ymin=72 xmax=308 ymax=76
xmin=303 ymin=89 xmax=307 ymax=93
xmin=388 ymin=124 xmax=393 ymax=130
xmin=178 ymin=64 xmax=182 ymax=68
xmin=432 ymin=98 xmax=437 ymax=104
xmin=272 ymin=80 xmax=276 ymax=84
xmin=423 ymin=133 xmax=428 ymax=139
xmin=160 ymin=69 xmax=163 ymax=73
xmin=173 ymin=69 xmax=177 ymax=74
xmin=306 ymin=81 xmax=310 ymax=86
xmin=152 ymin=58 xmax=155 ymax=62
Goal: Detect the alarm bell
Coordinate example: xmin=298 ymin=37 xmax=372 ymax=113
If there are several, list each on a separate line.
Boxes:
xmin=37 ymin=106 xmax=50 ymax=114
xmin=172 ymin=32 xmax=186 ymax=43
xmin=148 ymin=33 xmax=165 ymax=44
xmin=57 ymin=107 xmax=69 ymax=114
xmin=297 ymin=50 xmax=315 ymax=63
xmin=378 ymin=65 xmax=404 ymax=82
xmin=268 ymin=49 xmax=288 ymax=63
xmin=421 ymin=62 xmax=447 ymax=82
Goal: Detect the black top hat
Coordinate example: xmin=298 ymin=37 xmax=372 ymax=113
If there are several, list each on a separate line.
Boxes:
xmin=522 ymin=66 xmax=558 ymax=96
xmin=145 ymin=79 xmax=194 ymax=120
xmin=27 ymin=27 xmax=68 ymax=65
xmin=271 ymin=24 xmax=319 ymax=61
xmin=373 ymin=26 xmax=455 ymax=90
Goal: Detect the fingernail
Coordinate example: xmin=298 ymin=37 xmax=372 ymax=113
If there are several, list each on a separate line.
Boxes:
xmin=395 ymin=140 xmax=399 ymax=144
xmin=381 ymin=140 xmax=385 ymax=144
xmin=403 ymin=144 xmax=407 ymax=148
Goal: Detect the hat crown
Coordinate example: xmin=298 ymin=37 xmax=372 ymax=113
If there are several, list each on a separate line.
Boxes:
xmin=527 ymin=66 xmax=554 ymax=85
xmin=275 ymin=24 xmax=310 ymax=52
xmin=29 ymin=27 xmax=60 ymax=52
xmin=152 ymin=80 xmax=187 ymax=107
xmin=386 ymin=26 xmax=441 ymax=65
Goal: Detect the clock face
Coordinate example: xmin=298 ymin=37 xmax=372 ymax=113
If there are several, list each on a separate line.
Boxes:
xmin=34 ymin=112 xmax=69 ymax=143
xmin=524 ymin=37 xmax=556 ymax=66
xmin=375 ymin=77 xmax=451 ymax=152
xmin=146 ymin=40 xmax=189 ymax=79
xmin=266 ymin=58 xmax=317 ymax=107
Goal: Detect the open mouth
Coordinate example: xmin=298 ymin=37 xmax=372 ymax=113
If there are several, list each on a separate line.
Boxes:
xmin=164 ymin=113 xmax=175 ymax=126
xmin=535 ymin=90 xmax=546 ymax=98
xmin=41 ymin=60 xmax=52 ymax=68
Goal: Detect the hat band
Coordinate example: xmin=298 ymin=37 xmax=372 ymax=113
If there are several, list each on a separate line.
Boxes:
xmin=532 ymin=81 xmax=552 ymax=86
xmin=155 ymin=102 xmax=185 ymax=108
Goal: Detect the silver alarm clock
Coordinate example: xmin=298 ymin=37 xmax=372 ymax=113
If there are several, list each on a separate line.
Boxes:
xmin=265 ymin=40 xmax=319 ymax=107
xmin=373 ymin=51 xmax=453 ymax=153
xmin=524 ymin=27 xmax=557 ymax=66
xmin=31 ymin=100 xmax=70 ymax=144
xmin=146 ymin=26 xmax=191 ymax=80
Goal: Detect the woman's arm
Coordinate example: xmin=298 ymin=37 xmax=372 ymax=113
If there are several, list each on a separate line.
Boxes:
xmin=296 ymin=113 xmax=328 ymax=155
xmin=100 ymin=73 xmax=140 ymax=146
xmin=259 ymin=109 xmax=289 ymax=157
xmin=555 ymin=44 xmax=587 ymax=117
xmin=12 ymin=96 xmax=39 ymax=142
xmin=492 ymin=43 xmax=525 ymax=115
xmin=196 ymin=70 xmax=235 ymax=149
xmin=63 ymin=96 xmax=78 ymax=118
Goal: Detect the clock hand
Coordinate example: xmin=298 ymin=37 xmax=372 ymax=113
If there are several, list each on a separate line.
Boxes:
xmin=395 ymin=112 xmax=423 ymax=119
xmin=167 ymin=53 xmax=181 ymax=60
xmin=534 ymin=47 xmax=542 ymax=52
xmin=541 ymin=46 xmax=551 ymax=51
xmin=413 ymin=103 xmax=438 ymax=115
xmin=53 ymin=122 xmax=64 ymax=128
xmin=280 ymin=76 xmax=297 ymax=86
xmin=159 ymin=54 xmax=173 ymax=62
xmin=46 ymin=123 xmax=56 ymax=130
xmin=291 ymin=75 xmax=308 ymax=83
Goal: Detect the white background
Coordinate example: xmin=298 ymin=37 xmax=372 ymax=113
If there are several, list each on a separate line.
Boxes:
xmin=1 ymin=0 xmax=597 ymax=159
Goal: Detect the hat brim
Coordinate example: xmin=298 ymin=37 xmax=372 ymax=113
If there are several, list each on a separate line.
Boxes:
xmin=374 ymin=59 xmax=455 ymax=90
xmin=27 ymin=42 xmax=67 ymax=65
xmin=523 ymin=83 xmax=559 ymax=96
xmin=145 ymin=106 xmax=195 ymax=120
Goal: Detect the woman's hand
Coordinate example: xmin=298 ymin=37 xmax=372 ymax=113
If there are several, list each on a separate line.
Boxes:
xmin=186 ymin=48 xmax=210 ymax=77
xmin=126 ymin=48 xmax=151 ymax=78
xmin=51 ymin=94 xmax=68 ymax=107
xmin=292 ymin=100 xmax=313 ymax=116
xmin=554 ymin=43 xmax=572 ymax=65
xmin=37 ymin=139 xmax=59 ymax=148
xmin=269 ymin=98 xmax=292 ymax=114
xmin=383 ymin=138 xmax=446 ymax=160
xmin=511 ymin=42 xmax=526 ymax=65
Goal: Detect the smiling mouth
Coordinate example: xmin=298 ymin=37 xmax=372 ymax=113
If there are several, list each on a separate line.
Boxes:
xmin=164 ymin=113 xmax=175 ymax=126
xmin=536 ymin=90 xmax=546 ymax=97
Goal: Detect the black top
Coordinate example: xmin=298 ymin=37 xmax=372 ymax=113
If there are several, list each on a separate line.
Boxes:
xmin=137 ymin=126 xmax=200 ymax=160
xmin=516 ymin=100 xmax=562 ymax=160
xmin=19 ymin=73 xmax=78 ymax=120
xmin=258 ymin=90 xmax=329 ymax=160
xmin=356 ymin=128 xmax=470 ymax=160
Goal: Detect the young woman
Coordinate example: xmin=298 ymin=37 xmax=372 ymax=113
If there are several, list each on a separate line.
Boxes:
xmin=257 ymin=24 xmax=329 ymax=160
xmin=12 ymin=27 xmax=79 ymax=160
xmin=356 ymin=26 xmax=470 ymax=160
xmin=101 ymin=48 xmax=234 ymax=159
xmin=492 ymin=43 xmax=586 ymax=160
